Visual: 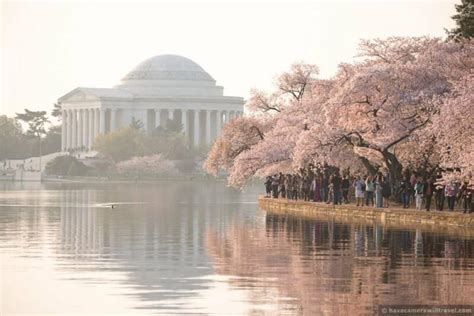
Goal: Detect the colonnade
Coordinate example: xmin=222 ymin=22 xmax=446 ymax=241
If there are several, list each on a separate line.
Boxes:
xmin=62 ymin=108 xmax=243 ymax=151
xmin=62 ymin=108 xmax=103 ymax=152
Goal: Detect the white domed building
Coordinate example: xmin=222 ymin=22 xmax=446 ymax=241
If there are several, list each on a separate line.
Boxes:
xmin=59 ymin=55 xmax=244 ymax=151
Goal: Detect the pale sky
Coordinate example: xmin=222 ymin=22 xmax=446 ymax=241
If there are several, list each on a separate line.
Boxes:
xmin=1 ymin=0 xmax=457 ymax=117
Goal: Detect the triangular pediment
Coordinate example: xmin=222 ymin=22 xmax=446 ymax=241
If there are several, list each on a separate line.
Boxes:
xmin=58 ymin=87 xmax=133 ymax=103
xmin=58 ymin=88 xmax=101 ymax=102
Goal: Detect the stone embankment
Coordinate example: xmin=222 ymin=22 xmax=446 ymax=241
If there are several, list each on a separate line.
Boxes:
xmin=258 ymin=197 xmax=474 ymax=237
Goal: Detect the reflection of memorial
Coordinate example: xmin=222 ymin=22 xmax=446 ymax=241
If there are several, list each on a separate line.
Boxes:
xmin=60 ymin=190 xmax=101 ymax=254
xmin=205 ymin=214 xmax=474 ymax=314
xmin=54 ymin=182 xmax=243 ymax=308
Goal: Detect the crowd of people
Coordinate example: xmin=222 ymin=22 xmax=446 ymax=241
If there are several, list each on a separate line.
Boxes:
xmin=264 ymin=170 xmax=473 ymax=214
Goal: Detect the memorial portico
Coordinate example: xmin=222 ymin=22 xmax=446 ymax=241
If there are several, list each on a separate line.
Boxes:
xmin=59 ymin=55 xmax=244 ymax=151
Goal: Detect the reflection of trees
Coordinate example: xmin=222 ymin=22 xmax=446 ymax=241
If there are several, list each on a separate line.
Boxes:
xmin=206 ymin=214 xmax=474 ymax=314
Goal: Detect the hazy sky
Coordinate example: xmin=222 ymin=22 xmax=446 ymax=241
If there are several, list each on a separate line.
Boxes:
xmin=1 ymin=0 xmax=457 ymax=117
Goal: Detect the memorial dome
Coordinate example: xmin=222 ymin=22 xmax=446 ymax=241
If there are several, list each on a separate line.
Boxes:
xmin=121 ymin=54 xmax=214 ymax=82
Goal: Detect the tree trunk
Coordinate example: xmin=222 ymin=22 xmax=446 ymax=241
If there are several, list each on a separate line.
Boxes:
xmin=382 ymin=150 xmax=403 ymax=200
xmin=359 ymin=156 xmax=378 ymax=175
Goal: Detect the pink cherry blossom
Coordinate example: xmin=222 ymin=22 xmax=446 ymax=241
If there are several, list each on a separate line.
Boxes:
xmin=116 ymin=154 xmax=177 ymax=176
xmin=205 ymin=37 xmax=473 ymax=188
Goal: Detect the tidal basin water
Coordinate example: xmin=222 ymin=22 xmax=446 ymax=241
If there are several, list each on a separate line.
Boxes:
xmin=1 ymin=181 xmax=474 ymax=315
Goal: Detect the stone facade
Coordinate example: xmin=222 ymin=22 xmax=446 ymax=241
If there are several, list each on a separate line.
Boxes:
xmin=58 ymin=55 xmax=244 ymax=151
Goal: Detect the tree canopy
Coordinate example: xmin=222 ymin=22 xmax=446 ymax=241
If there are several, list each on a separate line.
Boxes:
xmin=204 ymin=37 xmax=474 ymax=188
xmin=0 ymin=115 xmax=26 ymax=160
xmin=93 ymin=123 xmax=194 ymax=163
xmin=447 ymin=0 xmax=474 ymax=40
xmin=45 ymin=155 xmax=88 ymax=176
xmin=1 ymin=113 xmax=61 ymax=160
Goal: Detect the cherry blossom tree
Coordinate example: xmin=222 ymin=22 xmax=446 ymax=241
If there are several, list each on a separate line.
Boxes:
xmin=432 ymin=75 xmax=474 ymax=182
xmin=205 ymin=63 xmax=318 ymax=183
xmin=203 ymin=116 xmax=269 ymax=177
xmin=310 ymin=37 xmax=472 ymax=185
xmin=245 ymin=63 xmax=319 ymax=115
xmin=205 ymin=37 xmax=473 ymax=188
xmin=116 ymin=154 xmax=177 ymax=176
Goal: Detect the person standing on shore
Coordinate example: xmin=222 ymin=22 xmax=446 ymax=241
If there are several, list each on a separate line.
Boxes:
xmin=382 ymin=177 xmax=391 ymax=208
xmin=354 ymin=176 xmax=365 ymax=207
xmin=279 ymin=173 xmax=286 ymax=198
xmin=398 ymin=177 xmax=411 ymax=209
xmin=287 ymin=175 xmax=294 ymax=200
xmin=342 ymin=175 xmax=350 ymax=204
xmin=302 ymin=175 xmax=311 ymax=201
xmin=423 ymin=177 xmax=435 ymax=212
xmin=311 ymin=176 xmax=321 ymax=202
xmin=445 ymin=181 xmax=456 ymax=211
xmin=321 ymin=175 xmax=328 ymax=203
xmin=365 ymin=176 xmax=375 ymax=207
xmin=414 ymin=178 xmax=424 ymax=210
xmin=435 ymin=173 xmax=445 ymax=211
xmin=375 ymin=173 xmax=384 ymax=208
xmin=459 ymin=181 xmax=472 ymax=214
xmin=292 ymin=175 xmax=299 ymax=200
xmin=332 ymin=172 xmax=342 ymax=205
xmin=410 ymin=172 xmax=417 ymax=207
xmin=271 ymin=174 xmax=280 ymax=198
xmin=308 ymin=174 xmax=315 ymax=201
xmin=327 ymin=175 xmax=334 ymax=204
xmin=265 ymin=176 xmax=272 ymax=197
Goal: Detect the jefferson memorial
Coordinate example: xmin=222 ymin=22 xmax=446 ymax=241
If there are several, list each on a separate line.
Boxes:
xmin=59 ymin=55 xmax=244 ymax=151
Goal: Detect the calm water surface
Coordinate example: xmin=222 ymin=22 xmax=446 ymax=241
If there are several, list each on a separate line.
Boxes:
xmin=1 ymin=181 xmax=474 ymax=315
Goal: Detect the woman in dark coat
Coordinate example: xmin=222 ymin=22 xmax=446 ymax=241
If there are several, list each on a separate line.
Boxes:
xmin=265 ymin=176 xmax=272 ymax=197
xmin=382 ymin=177 xmax=391 ymax=208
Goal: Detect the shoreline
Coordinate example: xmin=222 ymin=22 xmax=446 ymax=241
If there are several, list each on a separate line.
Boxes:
xmin=259 ymin=196 xmax=474 ymax=238
xmin=0 ymin=175 xmax=228 ymax=184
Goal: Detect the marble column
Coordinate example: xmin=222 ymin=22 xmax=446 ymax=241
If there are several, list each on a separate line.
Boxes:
xmin=88 ymin=109 xmax=94 ymax=149
xmin=72 ymin=110 xmax=77 ymax=149
xmin=94 ymin=109 xmax=100 ymax=138
xmin=144 ymin=109 xmax=152 ymax=134
xmin=205 ymin=110 xmax=211 ymax=145
xmin=110 ymin=108 xmax=117 ymax=132
xmin=215 ymin=110 xmax=221 ymax=138
xmin=61 ymin=111 xmax=67 ymax=151
xmin=169 ymin=109 xmax=174 ymax=121
xmin=82 ymin=109 xmax=88 ymax=149
xmin=99 ymin=109 xmax=106 ymax=134
xmin=223 ymin=111 xmax=228 ymax=125
xmin=155 ymin=109 xmax=161 ymax=128
xmin=77 ymin=110 xmax=83 ymax=149
xmin=181 ymin=109 xmax=187 ymax=136
xmin=193 ymin=110 xmax=199 ymax=146
xmin=67 ymin=110 xmax=73 ymax=150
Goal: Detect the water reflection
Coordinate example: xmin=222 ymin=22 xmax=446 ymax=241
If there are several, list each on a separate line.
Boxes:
xmin=1 ymin=182 xmax=474 ymax=314
xmin=206 ymin=214 xmax=474 ymax=315
xmin=1 ymin=182 xmax=258 ymax=314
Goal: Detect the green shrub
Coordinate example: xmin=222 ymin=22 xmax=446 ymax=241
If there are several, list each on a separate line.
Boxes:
xmin=45 ymin=155 xmax=88 ymax=176
xmin=67 ymin=161 xmax=88 ymax=176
